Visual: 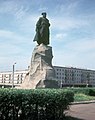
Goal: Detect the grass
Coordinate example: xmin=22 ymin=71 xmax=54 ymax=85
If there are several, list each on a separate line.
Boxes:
xmin=74 ymin=93 xmax=95 ymax=102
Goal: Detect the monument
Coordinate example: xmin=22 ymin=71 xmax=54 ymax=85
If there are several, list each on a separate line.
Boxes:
xmin=20 ymin=12 xmax=58 ymax=89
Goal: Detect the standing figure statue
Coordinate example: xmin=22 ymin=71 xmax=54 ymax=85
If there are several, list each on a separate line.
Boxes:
xmin=33 ymin=12 xmax=50 ymax=45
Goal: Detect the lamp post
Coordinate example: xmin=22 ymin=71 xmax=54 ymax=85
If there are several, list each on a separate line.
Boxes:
xmin=12 ymin=63 xmax=16 ymax=88
xmin=60 ymin=79 xmax=62 ymax=88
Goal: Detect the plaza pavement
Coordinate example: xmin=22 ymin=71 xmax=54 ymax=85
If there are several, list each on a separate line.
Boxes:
xmin=67 ymin=102 xmax=95 ymax=120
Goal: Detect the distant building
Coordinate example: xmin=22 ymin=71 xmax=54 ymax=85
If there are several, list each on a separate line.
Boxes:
xmin=0 ymin=70 xmax=27 ymax=88
xmin=0 ymin=66 xmax=95 ymax=88
xmin=54 ymin=66 xmax=95 ymax=87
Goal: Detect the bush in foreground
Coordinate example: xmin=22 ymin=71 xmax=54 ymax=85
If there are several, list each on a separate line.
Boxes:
xmin=0 ymin=89 xmax=74 ymax=120
xmin=89 ymin=89 xmax=95 ymax=96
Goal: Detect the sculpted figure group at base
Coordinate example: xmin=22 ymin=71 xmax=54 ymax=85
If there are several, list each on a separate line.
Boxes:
xmin=33 ymin=12 xmax=50 ymax=45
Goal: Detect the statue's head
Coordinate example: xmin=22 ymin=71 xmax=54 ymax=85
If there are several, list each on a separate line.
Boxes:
xmin=41 ymin=12 xmax=47 ymax=18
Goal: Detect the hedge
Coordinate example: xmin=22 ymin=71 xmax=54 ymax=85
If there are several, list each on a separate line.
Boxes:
xmin=89 ymin=89 xmax=95 ymax=96
xmin=0 ymin=89 xmax=74 ymax=120
xmin=66 ymin=88 xmax=95 ymax=96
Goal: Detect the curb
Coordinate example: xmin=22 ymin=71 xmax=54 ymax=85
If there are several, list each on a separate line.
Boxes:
xmin=71 ymin=100 xmax=95 ymax=105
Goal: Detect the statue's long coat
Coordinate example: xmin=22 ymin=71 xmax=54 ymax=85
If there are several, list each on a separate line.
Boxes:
xmin=34 ymin=17 xmax=50 ymax=45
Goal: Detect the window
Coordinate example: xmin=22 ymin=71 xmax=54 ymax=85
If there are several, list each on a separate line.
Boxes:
xmin=17 ymin=75 xmax=19 ymax=84
xmin=9 ymin=74 xmax=11 ymax=83
xmin=1 ymin=74 xmax=3 ymax=83
xmin=21 ymin=74 xmax=23 ymax=80
xmin=17 ymin=75 xmax=19 ymax=80
xmin=21 ymin=74 xmax=23 ymax=83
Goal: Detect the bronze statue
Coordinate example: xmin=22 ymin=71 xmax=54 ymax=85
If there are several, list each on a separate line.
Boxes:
xmin=33 ymin=12 xmax=50 ymax=45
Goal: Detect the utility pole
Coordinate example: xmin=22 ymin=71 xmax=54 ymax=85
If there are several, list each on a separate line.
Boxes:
xmin=12 ymin=63 xmax=16 ymax=88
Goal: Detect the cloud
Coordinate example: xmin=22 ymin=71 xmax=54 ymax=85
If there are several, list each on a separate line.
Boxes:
xmin=64 ymin=38 xmax=95 ymax=53
xmin=0 ymin=0 xmax=29 ymax=20
xmin=0 ymin=30 xmax=13 ymax=38
xmin=52 ymin=37 xmax=95 ymax=69
xmin=38 ymin=6 xmax=48 ymax=12
xmin=53 ymin=50 xmax=95 ymax=70
xmin=50 ymin=0 xmax=95 ymax=32
xmin=0 ymin=1 xmax=19 ymax=14
xmin=56 ymin=0 xmax=80 ymax=16
xmin=51 ymin=16 xmax=90 ymax=31
xmin=0 ymin=28 xmax=35 ymax=71
xmin=0 ymin=29 xmax=35 ymax=68
xmin=0 ymin=56 xmax=30 ymax=72
xmin=18 ymin=14 xmax=38 ymax=32
xmin=52 ymin=33 xmax=68 ymax=42
xmin=14 ymin=5 xmax=29 ymax=20
xmin=0 ymin=29 xmax=33 ymax=44
xmin=56 ymin=33 xmax=67 ymax=39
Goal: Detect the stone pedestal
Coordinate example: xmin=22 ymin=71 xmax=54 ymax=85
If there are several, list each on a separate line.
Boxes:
xmin=20 ymin=44 xmax=58 ymax=89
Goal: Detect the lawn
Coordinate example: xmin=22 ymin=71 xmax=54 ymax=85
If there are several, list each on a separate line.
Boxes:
xmin=74 ymin=93 xmax=95 ymax=102
xmin=65 ymin=87 xmax=95 ymax=102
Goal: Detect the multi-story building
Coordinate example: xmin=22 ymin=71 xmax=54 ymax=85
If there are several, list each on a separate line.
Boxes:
xmin=0 ymin=70 xmax=27 ymax=88
xmin=0 ymin=66 xmax=95 ymax=88
xmin=54 ymin=66 xmax=95 ymax=87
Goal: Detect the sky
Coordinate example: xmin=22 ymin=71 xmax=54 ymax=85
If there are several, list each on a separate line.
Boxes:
xmin=0 ymin=0 xmax=95 ymax=71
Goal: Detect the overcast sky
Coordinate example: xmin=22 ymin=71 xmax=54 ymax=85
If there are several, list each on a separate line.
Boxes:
xmin=0 ymin=0 xmax=95 ymax=71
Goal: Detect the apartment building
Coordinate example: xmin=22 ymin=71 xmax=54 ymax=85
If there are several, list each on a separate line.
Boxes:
xmin=54 ymin=66 xmax=95 ymax=87
xmin=0 ymin=70 xmax=27 ymax=88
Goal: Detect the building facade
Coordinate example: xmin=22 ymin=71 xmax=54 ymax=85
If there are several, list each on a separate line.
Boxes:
xmin=0 ymin=70 xmax=27 ymax=88
xmin=0 ymin=66 xmax=95 ymax=88
xmin=54 ymin=66 xmax=95 ymax=87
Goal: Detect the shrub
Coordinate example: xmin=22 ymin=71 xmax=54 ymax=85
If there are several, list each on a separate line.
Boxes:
xmin=66 ymin=88 xmax=95 ymax=96
xmin=0 ymin=89 xmax=74 ymax=120
xmin=89 ymin=89 xmax=95 ymax=96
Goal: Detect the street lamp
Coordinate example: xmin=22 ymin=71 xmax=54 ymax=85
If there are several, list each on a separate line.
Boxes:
xmin=60 ymin=79 xmax=62 ymax=88
xmin=12 ymin=63 xmax=16 ymax=88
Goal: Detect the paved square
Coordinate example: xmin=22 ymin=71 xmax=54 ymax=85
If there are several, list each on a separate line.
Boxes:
xmin=67 ymin=103 xmax=95 ymax=120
